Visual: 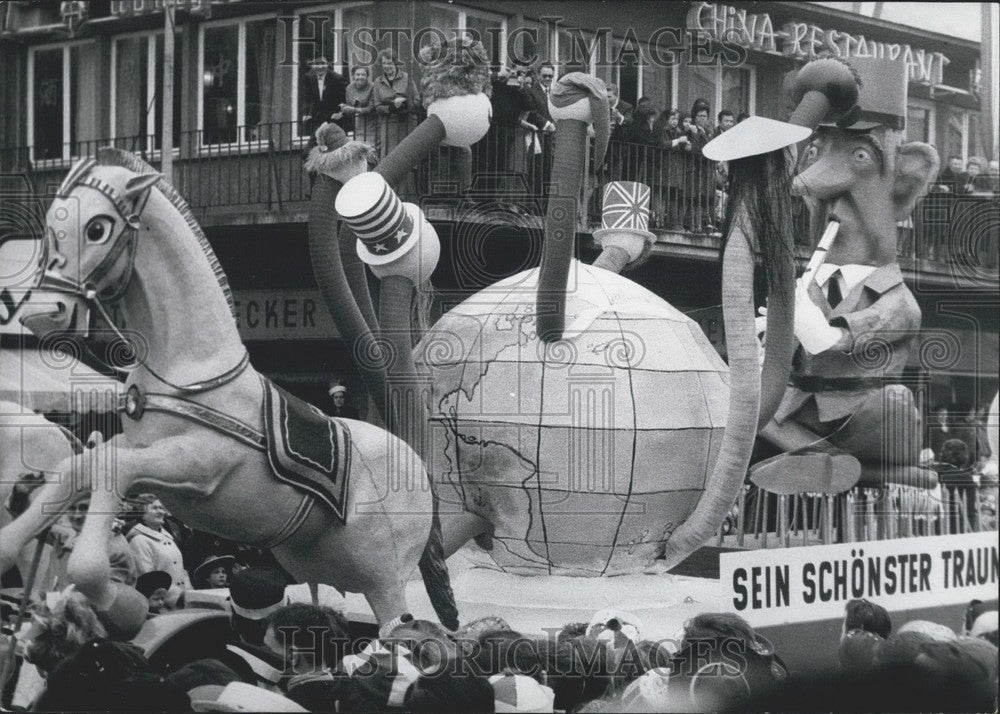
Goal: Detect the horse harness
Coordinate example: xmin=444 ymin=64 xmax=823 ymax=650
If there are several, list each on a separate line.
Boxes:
xmin=44 ymin=158 xmax=320 ymax=549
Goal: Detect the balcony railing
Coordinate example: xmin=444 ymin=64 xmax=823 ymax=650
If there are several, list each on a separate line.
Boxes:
xmin=1 ymin=119 xmax=996 ymax=274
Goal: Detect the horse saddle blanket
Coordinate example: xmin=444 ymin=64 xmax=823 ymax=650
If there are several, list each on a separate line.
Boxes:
xmin=262 ymin=379 xmax=351 ymax=524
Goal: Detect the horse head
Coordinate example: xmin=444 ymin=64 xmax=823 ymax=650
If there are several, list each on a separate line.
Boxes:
xmin=20 ymin=157 xmax=159 ymax=339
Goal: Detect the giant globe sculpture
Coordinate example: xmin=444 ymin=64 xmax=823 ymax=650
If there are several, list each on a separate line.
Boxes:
xmin=415 ymin=261 xmax=730 ymax=576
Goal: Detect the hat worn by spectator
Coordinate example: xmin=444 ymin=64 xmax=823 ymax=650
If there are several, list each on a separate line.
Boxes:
xmin=194 ymin=555 xmax=237 ymax=588
xmin=839 ymin=628 xmax=883 ymax=673
xmin=490 ymin=672 xmax=556 ymax=713
xmin=190 ymin=681 xmax=307 ymax=712
xmin=304 ymin=122 xmax=376 ymax=181
xmin=586 ymin=608 xmax=642 ymax=650
xmin=897 ymin=619 xmax=957 ymax=642
xmin=228 ymin=567 xmax=289 ymax=620
xmin=619 ymin=668 xmax=671 ymax=712
xmin=343 ymin=644 xmax=422 ymax=709
xmin=328 ymin=384 xmax=348 ymax=397
xmin=167 ymin=658 xmax=241 ymax=695
xmin=136 ymin=570 xmax=173 ymax=598
xmin=969 ymin=610 xmax=998 ymax=640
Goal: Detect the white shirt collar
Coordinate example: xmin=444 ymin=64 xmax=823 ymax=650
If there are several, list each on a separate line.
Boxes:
xmin=815 ymin=263 xmax=877 ymax=295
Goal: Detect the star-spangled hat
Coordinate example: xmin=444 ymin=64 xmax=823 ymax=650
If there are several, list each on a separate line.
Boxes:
xmin=335 ymin=172 xmax=421 ymax=266
xmin=592 ymin=182 xmax=656 ymax=244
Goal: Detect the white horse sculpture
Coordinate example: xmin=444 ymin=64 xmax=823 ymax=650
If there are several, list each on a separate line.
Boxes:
xmin=0 ymin=149 xmax=456 ymax=630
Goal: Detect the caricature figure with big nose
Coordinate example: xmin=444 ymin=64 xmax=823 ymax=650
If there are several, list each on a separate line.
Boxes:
xmin=756 ymin=57 xmax=940 ymax=489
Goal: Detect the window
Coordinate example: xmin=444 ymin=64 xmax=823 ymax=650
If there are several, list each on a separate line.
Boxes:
xmin=111 ymin=31 xmax=182 ymax=154
xmin=198 ymin=15 xmax=278 ymax=146
xmin=422 ymin=4 xmax=506 ymax=65
xmin=27 ymin=41 xmax=98 ymax=162
xmin=942 ymin=106 xmax=989 ymax=166
xmin=291 ymin=4 xmax=373 ymax=141
xmin=680 ymin=61 xmax=755 ymax=125
xmin=906 ymin=99 xmax=935 ymax=144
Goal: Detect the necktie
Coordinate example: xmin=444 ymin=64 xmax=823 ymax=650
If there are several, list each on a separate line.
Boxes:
xmin=827 ymin=270 xmax=843 ymax=308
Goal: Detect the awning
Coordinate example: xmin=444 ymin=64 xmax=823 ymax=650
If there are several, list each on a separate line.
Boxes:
xmin=0 ymin=348 xmax=122 ymax=412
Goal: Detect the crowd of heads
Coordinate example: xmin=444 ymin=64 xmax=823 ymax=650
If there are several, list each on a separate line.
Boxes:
xmin=10 ymin=572 xmax=996 ymax=713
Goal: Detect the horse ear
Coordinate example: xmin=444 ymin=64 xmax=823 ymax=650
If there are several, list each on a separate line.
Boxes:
xmin=124 ymin=172 xmax=161 ymax=200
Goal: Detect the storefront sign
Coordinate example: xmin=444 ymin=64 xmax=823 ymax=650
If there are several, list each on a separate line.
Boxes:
xmin=687 ymin=2 xmax=949 ymax=86
xmin=92 ymin=290 xmax=342 ymax=341
xmin=232 ymin=289 xmax=338 ymax=341
xmin=720 ymin=531 xmax=998 ymax=627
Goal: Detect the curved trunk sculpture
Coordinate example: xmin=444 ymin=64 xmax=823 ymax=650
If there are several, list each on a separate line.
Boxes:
xmin=661 ymin=209 xmax=761 ymax=568
xmin=308 ymin=174 xmax=390 ymax=426
xmin=592 ymin=245 xmax=632 ymax=273
xmin=756 ymin=234 xmax=795 ymax=430
xmin=374 ymin=114 xmax=457 ymax=630
xmin=536 ymin=119 xmax=587 ymax=343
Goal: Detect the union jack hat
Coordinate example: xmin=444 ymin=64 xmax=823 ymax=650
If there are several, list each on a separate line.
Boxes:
xmin=335 ymin=172 xmax=421 ymax=266
xmin=592 ymin=182 xmax=655 ymax=243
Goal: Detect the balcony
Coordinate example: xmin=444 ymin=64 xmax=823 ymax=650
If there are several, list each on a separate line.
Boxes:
xmin=1 ymin=119 xmax=996 ymax=286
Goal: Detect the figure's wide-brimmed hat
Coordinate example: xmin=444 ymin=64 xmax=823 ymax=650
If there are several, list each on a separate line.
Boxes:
xmin=335 ymin=172 xmax=423 ymax=266
xmin=193 ymin=554 xmax=237 ymax=587
xmin=592 ymin=182 xmax=656 ymax=244
xmin=704 ymin=57 xmax=861 ymax=162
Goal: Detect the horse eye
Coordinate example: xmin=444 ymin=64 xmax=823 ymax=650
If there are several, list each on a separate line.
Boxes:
xmin=85 ymin=216 xmax=114 ymax=244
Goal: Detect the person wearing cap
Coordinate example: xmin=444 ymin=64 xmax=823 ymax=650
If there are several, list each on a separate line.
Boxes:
xmin=194 ymin=554 xmax=237 ymax=590
xmin=136 ymin=570 xmax=174 ymax=615
xmin=325 ymin=382 xmax=359 ymax=420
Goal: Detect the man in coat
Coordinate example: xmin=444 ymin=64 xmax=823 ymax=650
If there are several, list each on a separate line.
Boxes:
xmin=302 ymin=57 xmax=348 ymax=137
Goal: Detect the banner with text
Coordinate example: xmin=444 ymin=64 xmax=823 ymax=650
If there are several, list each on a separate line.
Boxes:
xmin=720 ymin=532 xmax=998 ymax=627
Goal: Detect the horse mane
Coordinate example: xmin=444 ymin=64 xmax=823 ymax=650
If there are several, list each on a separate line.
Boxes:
xmin=95 ymin=147 xmax=237 ymax=320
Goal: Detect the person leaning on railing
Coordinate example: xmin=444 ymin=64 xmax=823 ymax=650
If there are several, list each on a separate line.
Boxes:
xmin=685 ymin=98 xmax=717 ymax=233
xmin=658 ymin=109 xmax=690 ymax=231
xmin=373 ymin=48 xmax=418 ymax=158
xmin=341 ymin=66 xmax=376 ymax=146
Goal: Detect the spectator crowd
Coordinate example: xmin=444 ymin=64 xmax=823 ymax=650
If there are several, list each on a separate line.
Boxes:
xmin=2 ymin=540 xmax=997 ymax=714
xmin=298 ymin=53 xmax=751 ymax=233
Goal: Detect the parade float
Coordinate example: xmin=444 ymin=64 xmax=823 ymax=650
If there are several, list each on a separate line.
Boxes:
xmin=0 ymin=38 xmax=994 ymax=676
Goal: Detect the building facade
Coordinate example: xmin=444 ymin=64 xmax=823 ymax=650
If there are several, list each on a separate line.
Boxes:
xmin=1 ymin=0 xmax=996 ymax=425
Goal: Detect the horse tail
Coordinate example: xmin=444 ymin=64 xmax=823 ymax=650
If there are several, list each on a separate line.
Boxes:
xmin=418 ymin=499 xmax=458 ymax=631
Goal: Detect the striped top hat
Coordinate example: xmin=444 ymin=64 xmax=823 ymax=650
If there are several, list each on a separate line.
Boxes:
xmin=335 ymin=172 xmax=420 ymax=266
xmin=592 ymin=182 xmax=656 ymax=243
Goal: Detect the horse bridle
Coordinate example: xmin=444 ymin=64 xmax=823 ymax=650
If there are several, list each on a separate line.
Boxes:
xmin=35 ymin=157 xmax=249 ymax=394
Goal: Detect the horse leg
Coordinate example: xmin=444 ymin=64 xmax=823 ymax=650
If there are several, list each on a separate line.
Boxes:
xmin=364 ymin=584 xmax=411 ymax=636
